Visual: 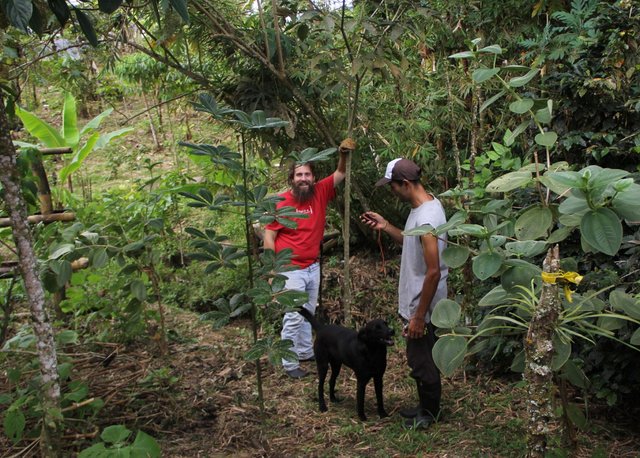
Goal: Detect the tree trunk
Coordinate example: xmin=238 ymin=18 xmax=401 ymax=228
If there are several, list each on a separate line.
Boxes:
xmin=0 ymin=92 xmax=61 ymax=457
xmin=523 ymin=245 xmax=562 ymax=457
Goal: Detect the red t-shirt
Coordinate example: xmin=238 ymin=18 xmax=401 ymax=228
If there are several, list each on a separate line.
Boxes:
xmin=265 ymin=174 xmax=336 ymax=268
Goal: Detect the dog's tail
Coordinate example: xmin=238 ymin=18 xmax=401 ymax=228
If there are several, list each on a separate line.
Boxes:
xmin=297 ymin=307 xmax=320 ymax=330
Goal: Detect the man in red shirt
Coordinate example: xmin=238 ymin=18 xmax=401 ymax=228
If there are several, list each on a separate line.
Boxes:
xmin=264 ymin=145 xmax=350 ymax=378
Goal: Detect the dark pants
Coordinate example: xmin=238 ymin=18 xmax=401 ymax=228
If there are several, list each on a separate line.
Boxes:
xmin=406 ymin=321 xmax=441 ymax=417
xmin=406 ymin=321 xmax=440 ymax=384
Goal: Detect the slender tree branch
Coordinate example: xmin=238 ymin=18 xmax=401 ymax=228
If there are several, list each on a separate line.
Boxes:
xmin=115 ymin=37 xmax=214 ymax=89
xmin=120 ymin=90 xmax=199 ymax=125
xmin=271 ymin=0 xmax=286 ymax=76
xmin=255 ymin=0 xmax=271 ymax=59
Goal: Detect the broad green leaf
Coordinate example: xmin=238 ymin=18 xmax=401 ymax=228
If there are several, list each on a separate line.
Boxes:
xmin=12 ymin=140 xmax=39 ymax=149
xmin=472 ymin=252 xmax=503 ymax=280
xmin=472 ymin=68 xmax=500 ymax=83
xmin=562 ymin=359 xmax=588 ymax=389
xmin=434 ymin=211 xmax=467 ymax=235
xmin=292 ymin=147 xmax=336 ymax=164
xmin=509 ymin=98 xmax=534 ymax=114
xmin=542 ymin=171 xmax=582 ymax=195
xmin=478 ymin=44 xmax=503 ymax=54
xmin=250 ymin=110 xmax=267 ymax=127
xmin=79 ymin=443 xmax=109 ymax=457
xmin=479 ymin=286 xmax=508 ymax=307
xmin=64 ymin=380 xmax=88 ymax=403
xmin=510 ymin=350 xmax=525 ymax=372
xmin=244 ymin=339 xmax=270 ymax=361
xmin=597 ymin=316 xmax=625 ymax=331
xmin=501 ymin=263 xmax=540 ymax=293
xmin=403 ymin=224 xmax=435 ymax=237
xmin=29 ymin=6 xmax=42 ymax=34
xmin=514 ymin=206 xmax=552 ymax=240
xmin=558 ymin=196 xmax=589 ymax=217
xmin=535 ymin=107 xmax=552 ymax=124
xmin=95 ymin=127 xmax=133 ymax=149
xmin=56 ymin=261 xmax=72 ymax=287
xmin=551 ymin=335 xmax=571 ymax=370
xmin=486 ymin=171 xmax=532 ymax=193
xmin=131 ymin=430 xmax=161 ymax=458
xmin=101 ymin=424 xmax=131 ymax=445
xmin=547 ymin=226 xmax=574 ymax=244
xmin=502 ymin=65 xmax=531 ymax=71
xmin=580 ymin=234 xmax=595 ymax=253
xmin=130 ymin=280 xmax=147 ymax=302
xmin=565 ymin=403 xmax=588 ymax=430
xmin=432 ymin=335 xmax=467 ymax=376
xmin=3 ymin=0 xmax=32 ymax=32
xmin=612 ymin=183 xmax=640 ymax=222
xmin=431 ymin=299 xmax=461 ymax=329
xmin=49 ymin=243 xmax=75 ymax=259
xmin=169 ymin=0 xmax=190 ymax=24
xmin=609 ymin=290 xmax=640 ymax=319
xmin=15 ymin=106 xmax=65 ymax=147
xmin=508 ymin=68 xmax=539 ymax=87
xmin=4 ymin=409 xmax=25 ymax=443
xmin=98 ymin=0 xmax=123 ymax=13
xmin=62 ymin=93 xmax=79 ymax=147
xmin=504 ymin=121 xmax=530 ymax=146
xmin=585 ymin=166 xmax=628 ymax=197
xmin=505 ymin=240 xmax=547 ymax=257
xmin=81 ymin=108 xmax=113 ymax=135
xmin=56 ymin=330 xmax=78 ymax=345
xmin=534 ymin=131 xmax=558 ymax=147
xmin=49 ymin=0 xmax=70 ymax=25
xmin=91 ymin=248 xmax=109 ymax=269
xmin=580 ymin=208 xmax=622 ymax=256
xmin=59 ymin=132 xmax=100 ymax=183
xmin=480 ymin=90 xmax=506 ymax=113
xmin=74 ymin=8 xmax=98 ymax=47
xmin=449 ymin=51 xmax=474 ymax=59
xmin=631 ymin=328 xmax=640 ymax=346
xmin=441 ymin=246 xmax=470 ymax=268
xmin=454 ymin=224 xmax=487 ymax=237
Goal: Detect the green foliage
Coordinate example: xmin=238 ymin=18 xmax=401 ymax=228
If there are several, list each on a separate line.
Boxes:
xmin=181 ymin=96 xmax=336 ymax=405
xmin=424 ymin=37 xmax=640 ymax=427
xmin=78 ymin=425 xmax=161 ymax=458
xmin=1 ymin=327 xmax=104 ymax=445
xmin=14 ymin=93 xmax=133 ymax=184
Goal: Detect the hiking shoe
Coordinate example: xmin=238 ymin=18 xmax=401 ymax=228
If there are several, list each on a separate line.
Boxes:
xmin=399 ymin=405 xmax=421 ymax=419
xmin=285 ymin=368 xmax=308 ymax=379
xmin=403 ymin=413 xmax=436 ymax=430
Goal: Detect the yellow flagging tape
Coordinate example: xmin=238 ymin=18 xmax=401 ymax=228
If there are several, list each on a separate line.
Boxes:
xmin=541 ymin=271 xmax=584 ymax=303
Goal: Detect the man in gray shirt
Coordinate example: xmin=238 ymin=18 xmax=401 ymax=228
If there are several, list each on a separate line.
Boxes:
xmin=361 ymin=158 xmax=448 ymax=429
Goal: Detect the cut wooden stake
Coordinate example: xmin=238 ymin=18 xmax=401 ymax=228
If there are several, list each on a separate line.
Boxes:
xmin=0 ymin=212 xmax=76 ymax=228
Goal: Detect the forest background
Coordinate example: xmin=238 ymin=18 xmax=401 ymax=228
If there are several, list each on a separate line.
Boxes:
xmin=1 ymin=0 xmax=640 ymax=456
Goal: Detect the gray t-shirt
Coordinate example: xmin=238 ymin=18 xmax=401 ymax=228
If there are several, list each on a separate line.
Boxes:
xmin=398 ymin=196 xmax=448 ymax=323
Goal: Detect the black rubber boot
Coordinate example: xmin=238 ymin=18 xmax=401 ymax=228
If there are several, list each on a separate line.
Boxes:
xmin=399 ymin=404 xmax=421 ymax=419
xmin=403 ymin=380 xmax=441 ymax=429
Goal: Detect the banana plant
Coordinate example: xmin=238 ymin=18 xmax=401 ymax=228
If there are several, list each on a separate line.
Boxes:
xmin=13 ymin=92 xmax=133 ymax=183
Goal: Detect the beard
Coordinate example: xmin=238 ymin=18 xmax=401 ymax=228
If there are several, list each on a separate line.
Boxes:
xmin=292 ymin=181 xmax=315 ymax=203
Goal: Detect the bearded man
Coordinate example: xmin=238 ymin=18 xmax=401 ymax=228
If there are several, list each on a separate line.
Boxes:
xmin=264 ymin=146 xmax=350 ymax=379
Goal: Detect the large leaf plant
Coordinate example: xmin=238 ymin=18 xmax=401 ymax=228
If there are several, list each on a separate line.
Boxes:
xmin=14 ymin=92 xmax=132 ymax=184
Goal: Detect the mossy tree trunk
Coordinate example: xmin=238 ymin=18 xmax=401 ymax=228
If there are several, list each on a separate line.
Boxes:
xmin=0 ymin=92 xmax=61 ymax=457
xmin=523 ymin=245 xmax=562 ymax=457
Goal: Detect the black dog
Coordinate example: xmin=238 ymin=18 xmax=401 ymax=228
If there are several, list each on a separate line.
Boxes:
xmin=298 ymin=308 xmax=394 ymax=421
